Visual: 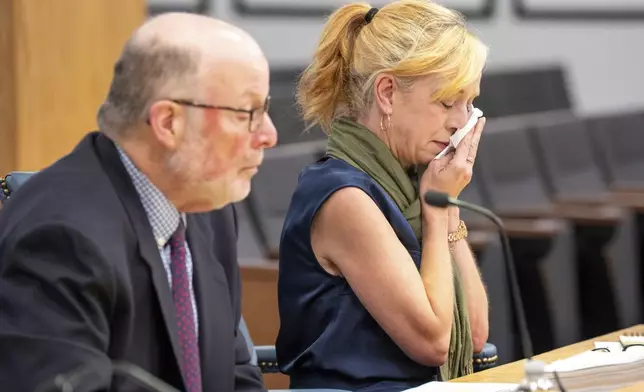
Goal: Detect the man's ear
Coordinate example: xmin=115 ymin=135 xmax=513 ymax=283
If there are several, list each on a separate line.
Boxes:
xmin=148 ymin=100 xmax=187 ymax=150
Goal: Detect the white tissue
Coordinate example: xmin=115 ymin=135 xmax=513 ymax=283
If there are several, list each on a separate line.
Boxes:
xmin=433 ymin=107 xmax=483 ymax=160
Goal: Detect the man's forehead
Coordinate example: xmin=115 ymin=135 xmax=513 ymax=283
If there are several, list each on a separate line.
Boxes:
xmin=205 ymin=57 xmax=269 ymax=100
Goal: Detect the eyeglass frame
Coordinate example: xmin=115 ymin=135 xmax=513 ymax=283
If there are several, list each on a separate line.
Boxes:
xmin=147 ymin=96 xmax=271 ymax=133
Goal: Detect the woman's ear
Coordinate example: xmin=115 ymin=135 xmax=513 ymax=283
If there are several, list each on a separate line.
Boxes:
xmin=374 ymin=73 xmax=396 ymax=114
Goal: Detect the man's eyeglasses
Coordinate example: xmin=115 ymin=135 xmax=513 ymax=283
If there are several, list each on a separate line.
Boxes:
xmin=169 ymin=96 xmax=271 ymax=133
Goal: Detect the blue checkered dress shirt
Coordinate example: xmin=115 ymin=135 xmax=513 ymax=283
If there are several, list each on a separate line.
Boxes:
xmin=117 ymin=148 xmax=199 ymax=334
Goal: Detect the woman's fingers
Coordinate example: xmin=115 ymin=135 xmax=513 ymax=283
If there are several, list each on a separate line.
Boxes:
xmin=467 ymin=117 xmax=486 ymax=163
xmin=453 ymin=130 xmax=474 ymax=164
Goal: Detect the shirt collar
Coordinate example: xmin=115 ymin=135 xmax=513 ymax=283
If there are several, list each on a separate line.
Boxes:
xmin=116 ymin=146 xmax=185 ymax=248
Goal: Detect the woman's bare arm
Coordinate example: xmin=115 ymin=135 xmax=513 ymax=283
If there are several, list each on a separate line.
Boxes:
xmin=311 ymin=187 xmax=453 ymax=366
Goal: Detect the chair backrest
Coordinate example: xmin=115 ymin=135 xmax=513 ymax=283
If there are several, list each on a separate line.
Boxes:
xmin=477 ymin=66 xmax=572 ymax=118
xmin=234 ymin=201 xmax=266 ymax=259
xmin=247 ymin=140 xmax=326 ymax=257
xmin=474 ymin=121 xmax=552 ymax=215
xmin=529 ymin=116 xmax=609 ymax=202
xmin=269 ymin=69 xmax=326 ymax=145
xmin=586 ymin=110 xmax=644 ymax=190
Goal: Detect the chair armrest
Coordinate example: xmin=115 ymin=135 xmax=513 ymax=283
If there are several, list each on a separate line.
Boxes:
xmin=256 ymin=343 xmax=499 ymax=374
xmin=255 ymin=345 xmax=279 ymax=374
xmin=256 ymin=345 xmax=355 ymax=391
xmin=466 ymin=216 xmax=565 ymax=238
xmin=496 ymin=203 xmax=623 ymax=225
xmin=552 ymin=202 xmax=623 ymax=224
xmin=473 ymin=342 xmax=498 ymax=372
xmin=552 ymin=193 xmax=644 ymax=214
xmin=1 ymin=171 xmax=36 ymax=203
xmin=0 ymin=176 xmax=9 ymax=203
xmin=467 ymin=230 xmax=496 ymax=251
xmin=610 ymin=184 xmax=644 ymax=194
xmin=610 ymin=190 xmax=644 ymax=212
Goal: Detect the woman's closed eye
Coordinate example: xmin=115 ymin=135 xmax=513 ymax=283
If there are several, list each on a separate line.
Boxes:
xmin=441 ymin=98 xmax=476 ymax=114
xmin=441 ymin=101 xmax=472 ymax=112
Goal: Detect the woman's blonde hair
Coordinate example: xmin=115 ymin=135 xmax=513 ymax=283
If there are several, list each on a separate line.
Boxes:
xmin=297 ymin=0 xmax=488 ymax=133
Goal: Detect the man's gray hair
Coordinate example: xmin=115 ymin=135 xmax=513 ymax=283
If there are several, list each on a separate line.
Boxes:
xmin=97 ymin=36 xmax=200 ymax=137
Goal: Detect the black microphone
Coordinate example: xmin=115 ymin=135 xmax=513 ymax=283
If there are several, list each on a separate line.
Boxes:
xmin=36 ymin=360 xmax=181 ymax=392
xmin=424 ymin=190 xmax=534 ymax=361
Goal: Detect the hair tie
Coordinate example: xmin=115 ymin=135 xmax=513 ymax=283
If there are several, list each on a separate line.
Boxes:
xmin=365 ymin=7 xmax=379 ymax=24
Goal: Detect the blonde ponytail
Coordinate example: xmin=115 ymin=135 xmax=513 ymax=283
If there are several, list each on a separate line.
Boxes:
xmin=296 ymin=3 xmax=371 ymax=133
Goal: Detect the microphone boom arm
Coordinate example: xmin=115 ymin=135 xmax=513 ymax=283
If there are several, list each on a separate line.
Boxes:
xmin=449 ymin=197 xmax=534 ymax=360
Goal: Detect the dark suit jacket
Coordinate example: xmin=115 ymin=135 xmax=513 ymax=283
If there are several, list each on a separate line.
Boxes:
xmin=0 ymin=132 xmax=265 ymax=392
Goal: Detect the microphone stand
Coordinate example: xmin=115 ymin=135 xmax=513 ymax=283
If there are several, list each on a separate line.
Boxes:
xmin=37 ymin=360 xmax=182 ymax=392
xmin=424 ymin=191 xmax=557 ymax=391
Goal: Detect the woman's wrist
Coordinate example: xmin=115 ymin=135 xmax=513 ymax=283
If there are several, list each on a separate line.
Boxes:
xmin=447 ymin=206 xmax=461 ymax=232
xmin=422 ymin=206 xmax=449 ymax=228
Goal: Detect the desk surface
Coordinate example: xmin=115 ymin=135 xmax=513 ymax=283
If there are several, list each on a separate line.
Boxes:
xmin=453 ymin=324 xmax=644 ymax=389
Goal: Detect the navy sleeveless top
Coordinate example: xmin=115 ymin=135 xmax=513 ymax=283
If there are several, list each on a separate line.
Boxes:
xmin=276 ymin=157 xmax=440 ymax=392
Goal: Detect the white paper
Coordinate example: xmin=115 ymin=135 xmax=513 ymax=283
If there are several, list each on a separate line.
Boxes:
xmin=433 ymin=108 xmax=483 ymax=160
xmin=594 ymin=341 xmax=623 ymax=352
xmin=546 ymin=348 xmax=644 ymax=372
xmin=620 ymin=334 xmax=644 ymax=347
xmin=403 ymin=382 xmax=518 ymax=392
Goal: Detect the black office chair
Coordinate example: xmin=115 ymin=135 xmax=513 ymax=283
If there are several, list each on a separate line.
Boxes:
xmin=476 ymin=119 xmax=627 ymax=344
xmin=529 ymin=116 xmax=643 ymax=328
xmin=477 ymin=65 xmax=572 ymax=119
xmin=586 ymin=110 xmax=644 ymax=192
xmin=246 ymin=140 xmax=326 ymax=259
xmin=473 ymin=120 xmax=584 ymax=352
xmin=269 ymin=69 xmax=326 ymax=145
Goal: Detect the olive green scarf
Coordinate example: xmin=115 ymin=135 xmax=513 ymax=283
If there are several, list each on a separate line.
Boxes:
xmin=326 ymin=117 xmax=473 ymax=380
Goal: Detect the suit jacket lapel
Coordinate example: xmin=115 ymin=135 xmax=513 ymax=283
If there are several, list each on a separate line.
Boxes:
xmin=94 ymin=133 xmax=184 ymax=372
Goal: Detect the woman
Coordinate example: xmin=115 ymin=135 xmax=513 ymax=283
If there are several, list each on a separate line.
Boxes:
xmin=276 ymin=1 xmax=489 ymax=391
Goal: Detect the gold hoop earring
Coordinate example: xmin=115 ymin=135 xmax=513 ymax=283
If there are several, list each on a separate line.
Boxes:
xmin=380 ymin=112 xmax=391 ymax=132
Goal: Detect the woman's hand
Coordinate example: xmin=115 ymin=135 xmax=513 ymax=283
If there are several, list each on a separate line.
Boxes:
xmin=421 ymin=117 xmax=486 ymax=199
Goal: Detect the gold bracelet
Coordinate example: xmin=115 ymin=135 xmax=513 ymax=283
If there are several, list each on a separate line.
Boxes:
xmin=448 ymin=220 xmax=468 ymax=251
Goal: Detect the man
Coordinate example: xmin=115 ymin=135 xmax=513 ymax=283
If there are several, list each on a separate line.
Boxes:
xmin=0 ymin=13 xmax=277 ymax=392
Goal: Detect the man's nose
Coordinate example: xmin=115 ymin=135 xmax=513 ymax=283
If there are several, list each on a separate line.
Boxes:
xmin=253 ymin=114 xmax=278 ymax=149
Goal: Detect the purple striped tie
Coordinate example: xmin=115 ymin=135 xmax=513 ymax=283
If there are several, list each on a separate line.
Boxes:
xmin=169 ymin=222 xmax=202 ymax=392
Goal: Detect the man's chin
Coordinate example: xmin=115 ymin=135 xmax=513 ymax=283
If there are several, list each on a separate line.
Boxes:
xmin=181 ymin=180 xmax=251 ymax=212
xmin=228 ymin=182 xmax=251 ymax=204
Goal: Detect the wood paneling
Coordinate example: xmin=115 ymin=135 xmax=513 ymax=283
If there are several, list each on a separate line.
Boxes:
xmin=0 ymin=0 xmax=146 ymax=174
xmin=0 ymin=0 xmax=17 ymax=175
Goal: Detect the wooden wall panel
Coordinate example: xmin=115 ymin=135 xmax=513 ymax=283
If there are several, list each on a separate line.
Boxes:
xmin=0 ymin=0 xmax=146 ymax=174
xmin=0 ymin=0 xmax=17 ymax=175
